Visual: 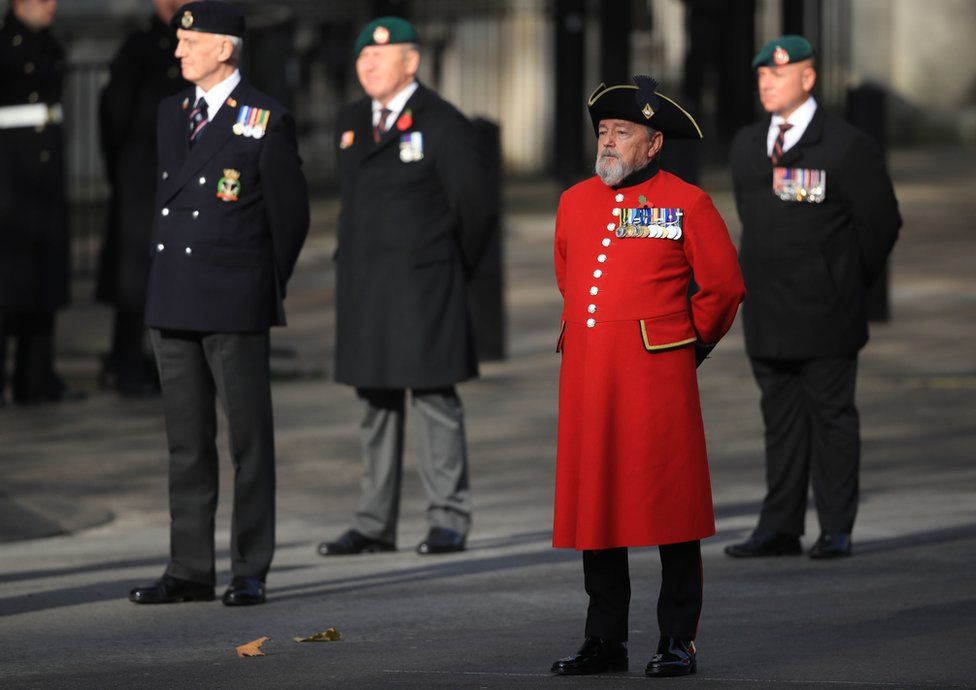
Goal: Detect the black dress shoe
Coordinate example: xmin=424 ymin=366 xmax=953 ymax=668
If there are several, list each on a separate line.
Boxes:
xmin=318 ymin=529 xmax=395 ymax=556
xmin=724 ymin=531 xmax=802 ymax=558
xmin=416 ymin=527 xmax=466 ymax=555
xmin=645 ymin=638 xmax=696 ymax=677
xmin=129 ymin=574 xmax=215 ymax=604
xmin=551 ymin=637 xmax=628 ymax=675
xmin=809 ymin=532 xmax=852 ymax=559
xmin=222 ymin=577 xmax=266 ymax=606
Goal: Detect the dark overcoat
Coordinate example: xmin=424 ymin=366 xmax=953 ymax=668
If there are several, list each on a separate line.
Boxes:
xmin=145 ymin=79 xmax=309 ymax=333
xmin=0 ymin=10 xmax=68 ymax=311
xmin=333 ymin=83 xmax=493 ymax=389
xmin=96 ymin=14 xmax=187 ymax=311
xmin=730 ymin=106 xmax=901 ymax=359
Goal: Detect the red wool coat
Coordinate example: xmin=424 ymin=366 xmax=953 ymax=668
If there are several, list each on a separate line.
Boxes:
xmin=552 ymin=168 xmax=745 ymax=550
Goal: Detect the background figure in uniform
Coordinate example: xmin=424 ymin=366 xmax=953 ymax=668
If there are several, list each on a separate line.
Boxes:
xmin=319 ymin=17 xmax=493 ymax=557
xmin=0 ymin=0 xmax=78 ymax=405
xmin=550 ymin=76 xmax=744 ymax=677
xmin=128 ymin=1 xmax=308 ymax=606
xmin=96 ymin=0 xmax=187 ymax=398
xmin=725 ymin=36 xmax=900 ymax=560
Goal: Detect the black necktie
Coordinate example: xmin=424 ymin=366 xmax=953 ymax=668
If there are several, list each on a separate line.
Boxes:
xmin=373 ymin=107 xmax=392 ymax=142
xmin=189 ymin=96 xmax=209 ymax=146
xmin=770 ymin=123 xmax=793 ymax=165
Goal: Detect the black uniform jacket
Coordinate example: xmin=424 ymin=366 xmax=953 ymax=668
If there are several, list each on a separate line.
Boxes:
xmin=333 ymin=83 xmax=493 ymax=389
xmin=730 ymin=106 xmax=901 ymax=359
xmin=97 ymin=14 xmax=187 ymax=311
xmin=145 ymin=79 xmax=309 ymax=333
xmin=0 ymin=10 xmax=68 ymax=311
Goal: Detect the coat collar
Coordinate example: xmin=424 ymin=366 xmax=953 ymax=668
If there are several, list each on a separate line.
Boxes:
xmin=367 ymin=82 xmax=430 ymax=157
xmin=772 ymin=103 xmax=825 ymax=167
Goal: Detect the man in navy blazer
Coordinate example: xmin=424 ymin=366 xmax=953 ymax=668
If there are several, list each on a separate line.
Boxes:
xmin=129 ymin=1 xmax=308 ymax=607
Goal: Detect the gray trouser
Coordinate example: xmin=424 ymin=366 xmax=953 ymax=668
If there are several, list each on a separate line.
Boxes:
xmin=351 ymin=387 xmax=471 ymax=544
xmin=151 ymin=329 xmax=275 ymax=585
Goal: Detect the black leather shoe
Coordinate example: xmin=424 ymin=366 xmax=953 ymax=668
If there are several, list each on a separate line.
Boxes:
xmin=645 ymin=638 xmax=696 ymax=677
xmin=318 ymin=529 xmax=395 ymax=556
xmin=129 ymin=574 xmax=215 ymax=604
xmin=809 ymin=532 xmax=852 ymax=559
xmin=551 ymin=637 xmax=628 ymax=675
xmin=724 ymin=531 xmax=802 ymax=558
xmin=222 ymin=577 xmax=266 ymax=606
xmin=416 ymin=527 xmax=466 ymax=554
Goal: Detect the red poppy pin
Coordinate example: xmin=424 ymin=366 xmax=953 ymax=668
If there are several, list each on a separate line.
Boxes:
xmin=396 ymin=109 xmax=413 ymax=131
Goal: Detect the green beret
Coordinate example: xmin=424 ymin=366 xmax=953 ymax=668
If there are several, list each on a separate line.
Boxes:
xmin=752 ymin=35 xmax=815 ymax=69
xmin=354 ymin=16 xmax=420 ymax=55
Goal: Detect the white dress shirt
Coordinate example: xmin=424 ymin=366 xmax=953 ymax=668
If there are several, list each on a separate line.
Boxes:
xmin=766 ymin=95 xmax=817 ymax=157
xmin=372 ymin=80 xmax=419 ymax=130
xmin=194 ymin=69 xmax=242 ymax=122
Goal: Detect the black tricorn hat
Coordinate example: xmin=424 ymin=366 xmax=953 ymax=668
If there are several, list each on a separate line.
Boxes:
xmin=587 ymin=75 xmax=702 ymax=139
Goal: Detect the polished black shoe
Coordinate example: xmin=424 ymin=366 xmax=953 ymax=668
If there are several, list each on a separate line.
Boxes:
xmin=129 ymin=574 xmax=215 ymax=604
xmin=809 ymin=532 xmax=852 ymax=559
xmin=416 ymin=527 xmax=466 ymax=555
xmin=724 ymin=531 xmax=802 ymax=558
xmin=318 ymin=529 xmax=395 ymax=556
xmin=551 ymin=637 xmax=628 ymax=675
xmin=645 ymin=638 xmax=696 ymax=677
xmin=222 ymin=577 xmax=266 ymax=606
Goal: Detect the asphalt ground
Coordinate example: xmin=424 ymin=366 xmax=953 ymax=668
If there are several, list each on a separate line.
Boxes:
xmin=1 ymin=147 xmax=974 ymax=688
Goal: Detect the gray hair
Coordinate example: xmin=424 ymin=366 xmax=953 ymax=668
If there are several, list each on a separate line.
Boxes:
xmin=221 ymin=34 xmax=244 ymax=65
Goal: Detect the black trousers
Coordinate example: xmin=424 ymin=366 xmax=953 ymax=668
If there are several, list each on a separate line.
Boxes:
xmin=0 ymin=310 xmax=57 ymax=403
xmin=151 ymin=329 xmax=276 ymax=585
xmin=583 ymin=541 xmax=703 ymax=642
xmin=750 ymin=355 xmax=860 ymax=536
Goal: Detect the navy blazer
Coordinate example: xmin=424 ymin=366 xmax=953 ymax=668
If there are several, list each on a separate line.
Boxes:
xmin=730 ymin=106 xmax=901 ymax=359
xmin=145 ymin=78 xmax=309 ymax=333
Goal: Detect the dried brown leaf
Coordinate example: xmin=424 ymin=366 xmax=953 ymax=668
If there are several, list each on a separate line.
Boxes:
xmin=236 ymin=636 xmax=270 ymax=657
xmin=293 ymin=627 xmax=341 ymax=643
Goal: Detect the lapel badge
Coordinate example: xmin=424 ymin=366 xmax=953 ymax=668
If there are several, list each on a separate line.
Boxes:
xmin=340 ymin=130 xmax=355 ymax=149
xmin=399 ymin=131 xmax=424 ymax=163
xmin=373 ymin=26 xmax=390 ymax=44
xmin=217 ymin=169 xmax=241 ymax=202
xmin=227 ymin=97 xmax=237 ymax=108
xmin=396 ymin=108 xmax=413 ymax=131
xmin=181 ymin=97 xmax=189 ymax=110
xmin=181 ymin=11 xmax=193 ymax=29
xmin=773 ymin=46 xmax=790 ymax=65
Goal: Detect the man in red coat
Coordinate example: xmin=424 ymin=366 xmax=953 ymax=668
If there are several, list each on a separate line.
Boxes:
xmin=550 ymin=76 xmax=745 ymax=677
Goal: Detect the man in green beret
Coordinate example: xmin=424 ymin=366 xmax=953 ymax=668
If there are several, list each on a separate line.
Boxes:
xmin=318 ymin=17 xmax=493 ymax=557
xmin=726 ymin=35 xmax=901 ymax=560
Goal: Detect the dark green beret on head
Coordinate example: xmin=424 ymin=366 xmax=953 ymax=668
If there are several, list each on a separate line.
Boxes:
xmin=751 ymin=34 xmax=815 ymax=69
xmin=587 ymin=75 xmax=702 ymax=139
xmin=173 ymin=1 xmax=245 ymax=37
xmin=354 ymin=16 xmax=420 ymax=55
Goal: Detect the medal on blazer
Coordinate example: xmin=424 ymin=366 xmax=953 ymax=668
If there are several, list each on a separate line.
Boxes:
xmin=773 ymin=166 xmax=826 ymax=203
xmin=233 ymin=106 xmax=271 ymax=139
xmin=616 ymin=207 xmax=683 ymax=240
xmin=216 ymin=169 xmax=241 ymax=202
xmin=399 ymin=131 xmax=424 ymax=162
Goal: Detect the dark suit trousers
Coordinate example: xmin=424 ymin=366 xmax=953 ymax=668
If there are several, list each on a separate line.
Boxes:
xmin=751 ymin=355 xmax=860 ymax=536
xmin=583 ymin=541 xmax=703 ymax=642
xmin=0 ymin=310 xmax=56 ymax=402
xmin=351 ymin=387 xmax=471 ymax=544
xmin=150 ymin=328 xmax=275 ymax=585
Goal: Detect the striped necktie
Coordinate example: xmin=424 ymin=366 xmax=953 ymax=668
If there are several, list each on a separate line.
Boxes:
xmin=188 ymin=96 xmax=209 ymax=146
xmin=373 ymin=107 xmax=392 ymax=143
xmin=770 ymin=123 xmax=793 ymax=165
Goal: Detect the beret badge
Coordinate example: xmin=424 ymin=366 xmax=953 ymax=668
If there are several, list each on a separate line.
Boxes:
xmin=373 ymin=26 xmax=390 ymax=44
xmin=181 ymin=10 xmax=194 ymax=29
xmin=773 ymin=45 xmax=789 ymax=65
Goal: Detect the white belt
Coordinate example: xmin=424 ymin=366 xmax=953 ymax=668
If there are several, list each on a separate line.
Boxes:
xmin=0 ymin=103 xmax=63 ymax=130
